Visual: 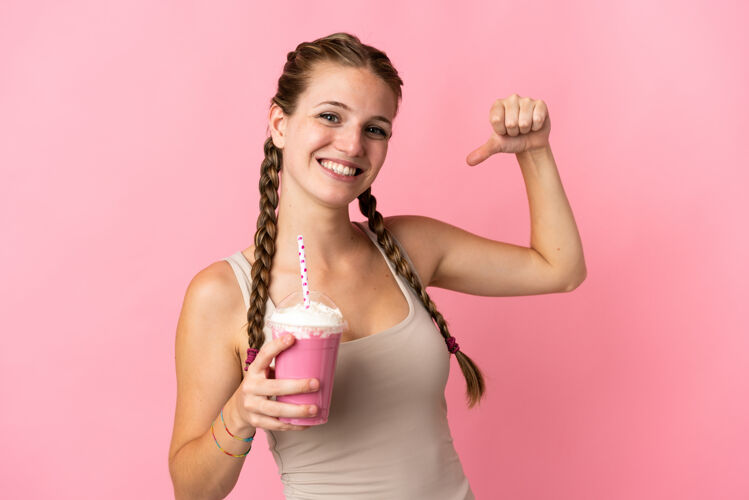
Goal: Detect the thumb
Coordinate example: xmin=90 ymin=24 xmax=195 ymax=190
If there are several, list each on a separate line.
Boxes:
xmin=466 ymin=137 xmax=496 ymax=166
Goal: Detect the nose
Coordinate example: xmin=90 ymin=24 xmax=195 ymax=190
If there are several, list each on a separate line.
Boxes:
xmin=334 ymin=125 xmax=364 ymax=158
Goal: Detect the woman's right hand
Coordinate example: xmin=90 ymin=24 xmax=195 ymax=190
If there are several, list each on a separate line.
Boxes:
xmin=227 ymin=333 xmax=320 ymax=432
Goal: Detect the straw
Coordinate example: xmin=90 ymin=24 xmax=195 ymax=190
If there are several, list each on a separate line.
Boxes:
xmin=297 ymin=235 xmax=310 ymax=308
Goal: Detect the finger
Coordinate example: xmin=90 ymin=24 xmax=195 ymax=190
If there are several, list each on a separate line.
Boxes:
xmin=466 ymin=137 xmax=496 ymax=166
xmin=248 ymin=334 xmax=295 ymax=375
xmin=489 ymin=100 xmax=507 ymax=136
xmin=518 ymin=97 xmax=534 ymax=134
xmin=247 ymin=412 xmax=310 ymax=432
xmin=504 ymin=98 xmax=520 ymax=137
xmin=531 ymin=100 xmax=547 ymax=131
xmin=252 ymin=396 xmax=319 ymax=420
xmin=256 ymin=377 xmax=320 ymax=397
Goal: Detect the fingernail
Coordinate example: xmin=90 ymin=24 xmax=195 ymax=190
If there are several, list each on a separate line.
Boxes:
xmin=309 ymin=379 xmax=319 ymax=390
xmin=284 ymin=334 xmax=293 ymax=344
xmin=308 ymin=405 xmax=317 ymax=415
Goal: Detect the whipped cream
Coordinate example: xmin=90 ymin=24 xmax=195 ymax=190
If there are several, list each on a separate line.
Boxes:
xmin=268 ymin=300 xmax=345 ymax=338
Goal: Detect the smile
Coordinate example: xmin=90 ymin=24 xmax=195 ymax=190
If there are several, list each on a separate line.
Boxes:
xmin=317 ymin=158 xmax=363 ymax=177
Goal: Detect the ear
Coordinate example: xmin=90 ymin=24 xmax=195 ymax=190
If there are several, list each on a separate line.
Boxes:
xmin=268 ymin=103 xmax=287 ymax=149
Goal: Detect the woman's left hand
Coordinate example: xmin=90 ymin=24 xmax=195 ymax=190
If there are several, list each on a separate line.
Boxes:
xmin=466 ymin=94 xmax=551 ymax=165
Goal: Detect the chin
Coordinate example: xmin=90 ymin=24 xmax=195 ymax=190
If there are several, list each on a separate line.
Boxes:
xmin=315 ymin=192 xmax=362 ymax=209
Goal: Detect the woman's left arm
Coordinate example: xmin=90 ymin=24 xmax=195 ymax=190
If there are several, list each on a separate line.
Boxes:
xmin=387 ymin=94 xmax=586 ymax=297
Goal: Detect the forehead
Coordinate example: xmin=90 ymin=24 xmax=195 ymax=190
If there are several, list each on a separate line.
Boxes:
xmin=298 ymin=62 xmax=397 ymax=119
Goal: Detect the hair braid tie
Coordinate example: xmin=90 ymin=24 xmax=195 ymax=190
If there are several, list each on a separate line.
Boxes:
xmin=446 ymin=336 xmax=460 ymax=354
xmin=244 ymin=348 xmax=259 ymax=371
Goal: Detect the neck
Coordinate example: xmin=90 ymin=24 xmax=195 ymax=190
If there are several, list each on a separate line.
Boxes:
xmin=274 ymin=188 xmax=364 ymax=273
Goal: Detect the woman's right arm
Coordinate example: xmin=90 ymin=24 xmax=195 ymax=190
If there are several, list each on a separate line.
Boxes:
xmin=168 ymin=262 xmax=320 ymax=500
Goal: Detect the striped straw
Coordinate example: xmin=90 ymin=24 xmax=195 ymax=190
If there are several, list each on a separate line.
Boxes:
xmin=297 ymin=235 xmax=310 ymax=308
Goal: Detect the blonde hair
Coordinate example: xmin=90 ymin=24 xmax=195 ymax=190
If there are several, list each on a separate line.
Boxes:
xmin=247 ymin=33 xmax=485 ymax=407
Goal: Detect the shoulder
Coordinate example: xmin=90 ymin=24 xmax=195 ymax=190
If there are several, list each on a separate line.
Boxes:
xmin=183 ymin=260 xmax=244 ymax=315
xmin=177 ymin=259 xmax=247 ymax=354
xmin=384 ymin=214 xmax=454 ymax=241
xmin=382 ymin=215 xmax=454 ymax=287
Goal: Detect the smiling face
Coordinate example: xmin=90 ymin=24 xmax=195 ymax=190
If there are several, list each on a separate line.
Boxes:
xmin=269 ymin=61 xmax=398 ymax=209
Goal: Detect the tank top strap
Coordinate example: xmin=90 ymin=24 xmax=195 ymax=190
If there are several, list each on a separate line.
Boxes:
xmin=224 ymin=251 xmax=252 ymax=309
xmin=353 ymin=221 xmax=426 ymax=290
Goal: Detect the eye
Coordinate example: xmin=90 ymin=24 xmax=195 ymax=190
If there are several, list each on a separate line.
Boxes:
xmin=366 ymin=126 xmax=388 ymax=138
xmin=318 ymin=112 xmax=340 ymax=123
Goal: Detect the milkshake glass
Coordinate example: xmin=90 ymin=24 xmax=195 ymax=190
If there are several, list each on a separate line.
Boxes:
xmin=268 ymin=290 xmax=345 ymax=425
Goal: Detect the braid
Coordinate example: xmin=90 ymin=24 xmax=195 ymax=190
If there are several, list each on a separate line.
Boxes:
xmin=245 ymin=137 xmax=282 ymax=369
xmin=357 ymin=188 xmax=486 ymax=408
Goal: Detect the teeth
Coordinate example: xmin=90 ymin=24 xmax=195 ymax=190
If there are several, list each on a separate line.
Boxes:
xmin=320 ymin=159 xmax=356 ymax=177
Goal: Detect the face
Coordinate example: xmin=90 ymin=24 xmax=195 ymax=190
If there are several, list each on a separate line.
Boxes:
xmin=269 ymin=61 xmax=398 ymax=209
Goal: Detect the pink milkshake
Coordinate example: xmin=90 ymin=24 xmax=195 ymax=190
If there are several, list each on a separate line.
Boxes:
xmin=268 ymin=290 xmax=345 ymax=425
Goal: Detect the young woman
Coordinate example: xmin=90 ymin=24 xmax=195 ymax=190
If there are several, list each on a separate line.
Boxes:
xmin=169 ymin=33 xmax=586 ymax=499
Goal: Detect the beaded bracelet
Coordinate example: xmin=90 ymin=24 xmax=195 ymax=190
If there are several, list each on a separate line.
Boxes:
xmin=221 ymin=407 xmax=255 ymax=442
xmin=211 ymin=421 xmax=251 ymax=458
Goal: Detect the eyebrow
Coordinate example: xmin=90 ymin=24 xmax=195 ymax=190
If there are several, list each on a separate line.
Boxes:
xmin=314 ymin=101 xmax=392 ymax=126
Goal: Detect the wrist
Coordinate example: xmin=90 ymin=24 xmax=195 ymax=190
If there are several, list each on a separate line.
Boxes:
xmin=515 ymin=145 xmax=557 ymax=177
xmin=516 ymin=144 xmax=552 ymax=163
xmin=223 ymin=396 xmax=256 ymax=439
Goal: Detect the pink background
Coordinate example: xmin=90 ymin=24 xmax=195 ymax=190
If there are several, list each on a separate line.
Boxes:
xmin=1 ymin=1 xmax=747 ymax=499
